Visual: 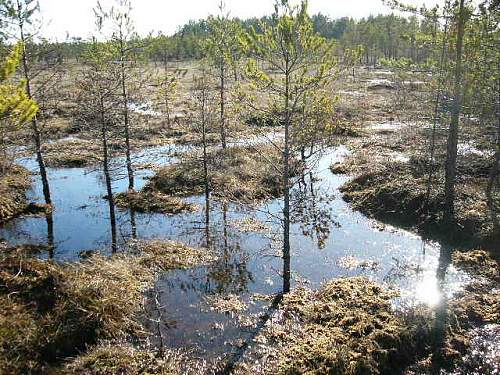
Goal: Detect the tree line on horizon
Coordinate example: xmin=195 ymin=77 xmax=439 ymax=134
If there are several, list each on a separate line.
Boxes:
xmin=1 ymin=11 xmax=447 ymax=67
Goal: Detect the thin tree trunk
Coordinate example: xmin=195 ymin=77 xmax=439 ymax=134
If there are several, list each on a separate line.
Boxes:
xmin=444 ymin=0 xmax=466 ymax=224
xmin=100 ymin=97 xmax=117 ymax=253
xmin=425 ymin=5 xmax=450 ymax=211
xmin=283 ymin=61 xmax=291 ymax=295
xmin=222 ymin=201 xmax=228 ymax=250
xmin=164 ymin=57 xmax=171 ymax=126
xmin=202 ymin=93 xmax=210 ymax=247
xmin=120 ymin=37 xmax=134 ymax=191
xmin=309 ymin=171 xmax=318 ymax=244
xmin=130 ymin=209 xmax=137 ymax=240
xmin=486 ymin=110 xmax=500 ymax=236
xmin=220 ymin=62 xmax=227 ymax=149
xmin=18 ymin=19 xmax=52 ymax=206
xmin=487 ymin=150 xmax=500 ymax=235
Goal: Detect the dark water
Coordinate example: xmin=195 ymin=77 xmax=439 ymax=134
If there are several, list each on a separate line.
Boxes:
xmin=0 ymin=140 xmax=472 ymax=363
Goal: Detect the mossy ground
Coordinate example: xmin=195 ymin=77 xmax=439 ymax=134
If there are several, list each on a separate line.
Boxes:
xmin=235 ymin=277 xmax=430 ymax=375
xmin=333 ymin=118 xmax=498 ymax=249
xmin=43 ymin=138 xmax=101 ymax=168
xmin=328 ymin=68 xmax=497 ymax=250
xmin=449 ymin=250 xmax=499 ymax=328
xmin=63 ymin=341 xmax=210 ymax=375
xmin=0 ymin=240 xmax=214 ymax=374
xmin=0 ymin=163 xmax=32 ymax=223
xmin=232 ymin=251 xmax=498 ymax=375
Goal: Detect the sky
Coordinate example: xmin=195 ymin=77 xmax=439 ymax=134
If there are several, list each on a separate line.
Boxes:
xmin=38 ymin=0 xmax=443 ymax=41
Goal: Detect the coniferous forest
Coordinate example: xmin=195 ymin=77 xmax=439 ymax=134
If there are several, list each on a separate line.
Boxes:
xmin=0 ymin=0 xmax=498 ymax=373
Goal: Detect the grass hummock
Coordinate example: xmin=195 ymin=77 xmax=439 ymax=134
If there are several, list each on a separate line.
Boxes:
xmin=339 ymin=159 xmax=497 ymax=248
xmin=145 ymin=144 xmax=300 ymax=203
xmin=43 ymin=138 xmax=100 ymax=168
xmin=235 ymin=277 xmax=429 ymax=375
xmin=115 ymin=191 xmax=196 ymax=215
xmin=63 ymin=341 xmax=209 ymax=375
xmin=0 ymin=240 xmax=214 ymax=374
xmin=0 ymin=164 xmax=32 ymax=224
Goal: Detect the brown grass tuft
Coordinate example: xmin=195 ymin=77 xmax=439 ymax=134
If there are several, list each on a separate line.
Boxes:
xmin=115 ymin=191 xmax=196 ymax=215
xmin=146 ymin=145 xmax=300 ymax=202
xmin=0 ymin=240 xmax=214 ymax=374
xmin=0 ymin=164 xmax=31 ymax=223
xmin=235 ymin=277 xmax=427 ymax=375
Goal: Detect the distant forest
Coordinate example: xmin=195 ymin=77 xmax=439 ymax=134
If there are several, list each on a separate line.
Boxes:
xmin=12 ymin=13 xmax=441 ymax=67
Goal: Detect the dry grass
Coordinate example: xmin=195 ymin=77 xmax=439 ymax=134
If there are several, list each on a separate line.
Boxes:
xmin=146 ymin=144 xmax=299 ymax=202
xmin=335 ymin=119 xmax=497 ymax=248
xmin=450 ymin=250 xmax=499 ymax=326
xmin=0 ymin=164 xmax=32 ymax=223
xmin=131 ymin=239 xmax=215 ymax=271
xmin=203 ymin=294 xmax=248 ymax=316
xmin=0 ymin=240 xmax=214 ymax=374
xmin=230 ymin=217 xmax=271 ymax=233
xmin=331 ymin=76 xmax=498 ymax=249
xmin=43 ymin=138 xmax=100 ymax=168
xmin=115 ymin=191 xmax=196 ymax=215
xmin=63 ymin=341 xmax=207 ymax=375
xmin=340 ymin=160 xmax=496 ymax=248
xmin=452 ymin=250 xmax=499 ymax=281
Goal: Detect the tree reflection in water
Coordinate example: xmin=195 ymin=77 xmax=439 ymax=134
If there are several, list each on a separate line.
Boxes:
xmin=206 ymin=201 xmax=253 ymax=295
xmin=432 ymin=244 xmax=452 ymax=362
xmin=45 ymin=212 xmax=54 ymax=258
xmin=292 ymin=171 xmax=339 ymax=249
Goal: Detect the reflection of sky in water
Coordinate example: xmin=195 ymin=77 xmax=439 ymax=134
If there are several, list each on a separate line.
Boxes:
xmin=0 ymin=141 xmax=471 ymax=358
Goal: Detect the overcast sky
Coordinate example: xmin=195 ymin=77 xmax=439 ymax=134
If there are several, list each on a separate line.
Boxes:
xmin=38 ymin=0 xmax=443 ymax=41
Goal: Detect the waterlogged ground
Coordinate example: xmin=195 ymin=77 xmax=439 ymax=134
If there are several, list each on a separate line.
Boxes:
xmin=0 ymin=139 xmax=472 ymax=364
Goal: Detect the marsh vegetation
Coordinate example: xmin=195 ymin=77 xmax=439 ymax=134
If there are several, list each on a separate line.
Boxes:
xmin=0 ymin=0 xmax=498 ymax=373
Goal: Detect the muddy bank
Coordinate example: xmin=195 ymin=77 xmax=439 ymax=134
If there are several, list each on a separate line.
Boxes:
xmin=337 ymin=157 xmax=497 ymax=249
xmin=0 ymin=240 xmax=214 ymax=374
xmin=145 ymin=144 xmax=298 ymax=202
xmin=0 ymin=164 xmax=33 ymax=224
